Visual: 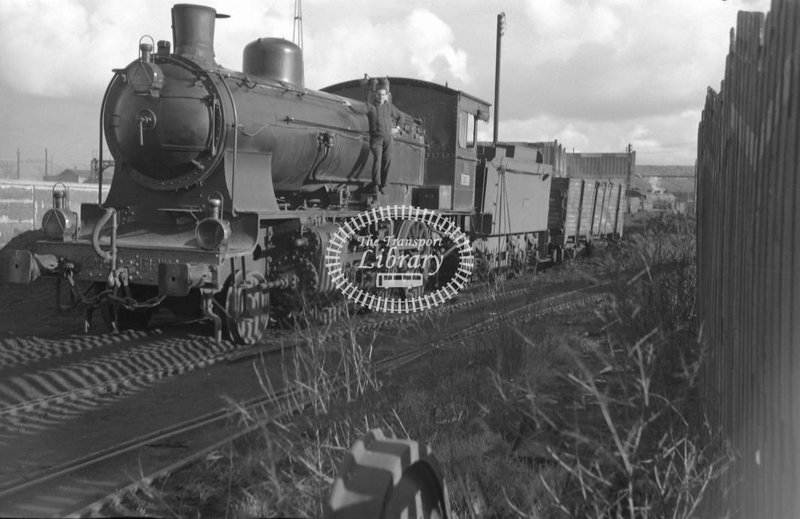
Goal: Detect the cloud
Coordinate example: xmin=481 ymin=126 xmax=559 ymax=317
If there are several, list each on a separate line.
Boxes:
xmin=212 ymin=2 xmax=295 ymax=70
xmin=0 ymin=0 xmax=775 ymax=167
xmin=498 ymin=109 xmax=701 ymax=165
xmin=404 ymin=9 xmax=469 ymax=83
xmin=0 ymin=0 xmax=99 ymax=96
xmin=302 ymin=7 xmax=468 ymax=87
xmin=501 ymin=0 xmax=770 ymax=123
xmin=0 ymin=1 xmax=468 ymax=96
xmin=523 ymin=0 xmax=623 ymax=55
xmin=0 ymin=1 xmax=293 ymax=97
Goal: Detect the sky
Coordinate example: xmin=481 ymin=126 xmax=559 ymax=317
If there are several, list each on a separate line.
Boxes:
xmin=0 ymin=0 xmax=772 ymax=177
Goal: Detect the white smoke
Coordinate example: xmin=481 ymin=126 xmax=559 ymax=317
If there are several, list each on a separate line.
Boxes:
xmin=649 ymin=177 xmax=665 ymax=193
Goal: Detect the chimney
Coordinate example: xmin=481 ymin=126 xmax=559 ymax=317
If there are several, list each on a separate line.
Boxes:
xmin=172 ymin=4 xmax=227 ymax=65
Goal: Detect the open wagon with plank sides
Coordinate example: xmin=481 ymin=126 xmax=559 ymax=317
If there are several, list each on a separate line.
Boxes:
xmin=547 ymin=150 xmax=633 ymax=258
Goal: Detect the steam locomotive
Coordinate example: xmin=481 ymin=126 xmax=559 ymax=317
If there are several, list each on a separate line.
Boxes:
xmin=0 ymin=3 xmax=631 ymax=344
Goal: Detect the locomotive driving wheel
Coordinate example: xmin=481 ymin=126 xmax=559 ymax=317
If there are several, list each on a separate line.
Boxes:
xmin=394 ymin=219 xmax=433 ymax=299
xmin=221 ymin=270 xmax=270 ymax=345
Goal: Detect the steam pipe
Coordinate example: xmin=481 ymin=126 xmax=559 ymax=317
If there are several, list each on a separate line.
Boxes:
xmin=92 ymin=207 xmax=117 ymax=265
xmin=217 ymin=72 xmax=239 ymax=216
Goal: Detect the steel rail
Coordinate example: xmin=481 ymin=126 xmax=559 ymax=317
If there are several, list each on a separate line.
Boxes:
xmin=68 ymin=284 xmax=610 ymax=517
xmin=0 ymin=330 xmax=450 ymax=517
xmin=0 ymin=385 xmax=301 ymax=498
xmin=70 ymin=348 xmax=427 ymax=518
xmin=0 ymin=276 xmax=611 ymax=517
xmin=0 ymin=354 xmax=229 ymax=419
xmin=0 ymin=330 xmax=232 ymax=423
xmin=0 ymin=276 xmax=532 ymax=424
xmin=227 ymin=272 xmax=566 ymax=363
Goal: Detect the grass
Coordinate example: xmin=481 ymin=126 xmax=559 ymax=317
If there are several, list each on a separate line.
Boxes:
xmin=118 ymin=212 xmax=729 ymax=518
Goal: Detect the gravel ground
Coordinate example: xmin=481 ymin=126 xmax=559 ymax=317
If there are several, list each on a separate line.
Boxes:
xmin=0 ymin=278 xmax=91 ymax=337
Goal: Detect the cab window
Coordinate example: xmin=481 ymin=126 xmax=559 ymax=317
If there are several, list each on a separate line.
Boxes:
xmin=458 ymin=111 xmax=476 ymax=149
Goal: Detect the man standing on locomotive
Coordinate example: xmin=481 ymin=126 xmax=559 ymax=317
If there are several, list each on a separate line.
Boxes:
xmin=366 ymin=87 xmax=402 ymax=195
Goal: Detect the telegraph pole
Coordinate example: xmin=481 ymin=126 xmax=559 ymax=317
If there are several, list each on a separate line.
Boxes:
xmin=626 ymin=143 xmax=633 ymax=213
xmin=492 ymin=12 xmax=505 ymax=145
xmin=16 ymin=148 xmax=20 ymax=179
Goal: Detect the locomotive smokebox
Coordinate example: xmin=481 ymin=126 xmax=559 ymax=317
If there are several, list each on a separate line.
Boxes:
xmin=172 ymin=4 xmax=228 ymax=64
xmin=243 ymin=38 xmax=304 ymax=87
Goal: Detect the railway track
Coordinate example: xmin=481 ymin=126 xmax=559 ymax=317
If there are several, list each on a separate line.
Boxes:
xmin=0 ymin=330 xmax=151 ymax=369
xmin=226 ymin=273 xmax=572 ymax=363
xmin=0 ymin=279 xmax=610 ymax=518
xmin=0 ymin=273 xmax=555 ymax=435
xmin=0 ymin=341 xmax=436 ymax=517
xmin=0 ymin=330 xmax=233 ymax=436
xmin=0 ymin=270 xmax=603 ymax=441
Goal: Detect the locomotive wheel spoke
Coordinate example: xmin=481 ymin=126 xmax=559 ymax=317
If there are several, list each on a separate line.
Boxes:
xmin=223 ymin=271 xmax=270 ymax=345
xmin=394 ymin=220 xmax=432 ymax=299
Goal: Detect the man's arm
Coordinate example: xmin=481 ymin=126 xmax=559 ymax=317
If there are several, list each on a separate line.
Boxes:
xmin=345 ymin=99 xmax=370 ymax=115
xmin=391 ymin=105 xmax=406 ymax=135
xmin=391 ymin=104 xmax=403 ymax=123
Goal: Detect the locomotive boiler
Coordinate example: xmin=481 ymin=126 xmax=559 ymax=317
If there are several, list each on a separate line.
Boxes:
xmin=1 ymin=3 xmax=426 ymax=344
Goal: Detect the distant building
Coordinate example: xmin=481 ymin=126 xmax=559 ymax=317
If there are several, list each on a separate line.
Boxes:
xmin=86 ymin=158 xmax=115 ymax=183
xmin=636 ymin=165 xmax=695 ymax=177
xmin=43 ymin=168 xmax=92 ymax=183
xmin=0 ymin=159 xmax=46 ymax=180
xmin=38 ymin=158 xmax=115 ymax=184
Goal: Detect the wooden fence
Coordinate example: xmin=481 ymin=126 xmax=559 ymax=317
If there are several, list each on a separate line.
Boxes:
xmin=697 ymin=4 xmax=800 ymax=518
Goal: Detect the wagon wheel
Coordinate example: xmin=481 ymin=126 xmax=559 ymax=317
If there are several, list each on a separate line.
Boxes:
xmin=553 ymin=246 xmax=565 ymax=265
xmin=529 ymin=252 xmax=540 ymax=273
xmin=221 ymin=270 xmax=270 ymax=345
xmin=472 ymin=248 xmax=493 ymax=282
xmin=510 ymin=248 xmax=527 ymax=278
